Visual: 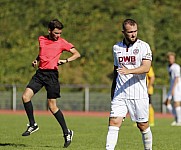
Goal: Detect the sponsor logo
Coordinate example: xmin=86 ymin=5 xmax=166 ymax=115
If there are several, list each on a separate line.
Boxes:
xmin=110 ymin=111 xmax=114 ymax=114
xmin=138 ymin=117 xmax=145 ymax=120
xmin=118 ymin=56 xmax=136 ymax=65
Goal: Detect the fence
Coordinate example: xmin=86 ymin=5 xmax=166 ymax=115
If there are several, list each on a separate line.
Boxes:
xmin=0 ymin=84 xmax=168 ymax=113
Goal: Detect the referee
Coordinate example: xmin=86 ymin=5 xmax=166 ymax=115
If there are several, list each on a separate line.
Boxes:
xmin=21 ymin=19 xmax=80 ymax=148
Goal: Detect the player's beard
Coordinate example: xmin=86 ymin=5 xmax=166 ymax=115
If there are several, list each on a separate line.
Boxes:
xmin=126 ymin=37 xmax=137 ymax=44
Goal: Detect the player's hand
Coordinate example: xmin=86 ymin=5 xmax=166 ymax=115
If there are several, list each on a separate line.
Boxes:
xmin=32 ymin=60 xmax=38 ymax=68
xmin=163 ymin=99 xmax=171 ymax=106
xmin=117 ymin=64 xmax=130 ymax=75
xmin=171 ymin=89 xmax=175 ymax=96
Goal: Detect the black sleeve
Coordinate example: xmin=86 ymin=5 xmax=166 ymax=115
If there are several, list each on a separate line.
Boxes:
xmin=36 ymin=55 xmax=40 ymax=61
xmin=111 ymin=65 xmax=118 ymax=100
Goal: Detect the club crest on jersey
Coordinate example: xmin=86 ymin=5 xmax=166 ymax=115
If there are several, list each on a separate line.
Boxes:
xmin=133 ymin=48 xmax=139 ymax=55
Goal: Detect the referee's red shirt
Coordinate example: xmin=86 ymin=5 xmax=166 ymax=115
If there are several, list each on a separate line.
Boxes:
xmin=38 ymin=36 xmax=74 ymax=70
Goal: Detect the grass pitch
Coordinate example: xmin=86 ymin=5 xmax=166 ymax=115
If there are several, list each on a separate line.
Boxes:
xmin=0 ymin=113 xmax=181 ymax=150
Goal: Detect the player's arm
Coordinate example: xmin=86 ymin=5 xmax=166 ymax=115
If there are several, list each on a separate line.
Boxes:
xmin=148 ymin=73 xmax=155 ymax=89
xmin=117 ymin=59 xmax=151 ymax=75
xmin=58 ymin=47 xmax=81 ymax=65
xmin=111 ymin=65 xmax=118 ymax=100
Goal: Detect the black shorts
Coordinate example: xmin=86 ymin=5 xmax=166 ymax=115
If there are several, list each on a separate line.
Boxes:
xmin=27 ymin=69 xmax=60 ymax=99
xmin=148 ymin=94 xmax=152 ymax=104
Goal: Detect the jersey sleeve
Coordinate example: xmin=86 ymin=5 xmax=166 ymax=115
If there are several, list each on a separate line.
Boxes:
xmin=142 ymin=43 xmax=152 ymax=61
xmin=173 ymin=64 xmax=180 ymax=77
xmin=61 ymin=38 xmax=74 ymax=51
xmin=113 ymin=45 xmax=118 ymax=66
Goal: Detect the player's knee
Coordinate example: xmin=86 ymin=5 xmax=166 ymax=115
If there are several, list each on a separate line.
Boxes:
xmin=109 ymin=117 xmax=122 ymax=127
xmin=137 ymin=122 xmax=149 ymax=131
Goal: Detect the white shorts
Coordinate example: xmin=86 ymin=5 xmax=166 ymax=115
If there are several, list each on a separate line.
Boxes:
xmin=173 ymin=83 xmax=181 ymax=101
xmin=110 ymin=98 xmax=149 ymax=122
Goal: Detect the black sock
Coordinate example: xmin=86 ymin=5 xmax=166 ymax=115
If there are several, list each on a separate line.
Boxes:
xmin=23 ymin=101 xmax=35 ymax=126
xmin=53 ymin=109 xmax=68 ymax=135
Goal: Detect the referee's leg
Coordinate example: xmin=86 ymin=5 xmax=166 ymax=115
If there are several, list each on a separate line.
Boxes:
xmin=22 ymin=88 xmax=39 ymax=136
xmin=48 ymin=99 xmax=73 ymax=148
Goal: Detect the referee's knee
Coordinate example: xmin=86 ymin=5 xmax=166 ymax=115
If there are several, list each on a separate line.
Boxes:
xmin=22 ymin=93 xmax=30 ymax=103
xmin=48 ymin=99 xmax=58 ymax=113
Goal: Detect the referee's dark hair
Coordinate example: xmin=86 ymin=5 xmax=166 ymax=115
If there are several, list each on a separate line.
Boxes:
xmin=48 ymin=19 xmax=64 ymax=31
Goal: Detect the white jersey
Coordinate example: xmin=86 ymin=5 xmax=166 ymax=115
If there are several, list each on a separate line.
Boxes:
xmin=167 ymin=63 xmax=181 ymax=100
xmin=113 ymin=39 xmax=152 ymax=99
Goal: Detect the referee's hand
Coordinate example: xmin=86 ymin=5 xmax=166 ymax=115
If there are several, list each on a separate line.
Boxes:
xmin=57 ymin=59 xmax=68 ymax=65
xmin=32 ymin=60 xmax=38 ymax=68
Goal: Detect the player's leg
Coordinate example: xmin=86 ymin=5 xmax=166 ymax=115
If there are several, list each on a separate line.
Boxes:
xmin=163 ymin=98 xmax=177 ymax=125
xmin=106 ymin=117 xmax=123 ymax=150
xmin=149 ymin=104 xmax=154 ymax=126
xmin=137 ymin=122 xmax=152 ymax=150
xmin=106 ymin=99 xmax=127 ymax=150
xmin=173 ymin=85 xmax=181 ymax=125
xmin=128 ymin=99 xmax=152 ymax=150
xmin=173 ymin=101 xmax=181 ymax=125
xmin=148 ymin=95 xmax=154 ymax=126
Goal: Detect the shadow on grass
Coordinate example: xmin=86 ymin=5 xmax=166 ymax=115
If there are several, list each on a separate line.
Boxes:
xmin=0 ymin=143 xmax=27 ymax=147
xmin=0 ymin=143 xmax=60 ymax=149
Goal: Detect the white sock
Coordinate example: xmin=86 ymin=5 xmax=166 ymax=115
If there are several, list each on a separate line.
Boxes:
xmin=175 ymin=106 xmax=181 ymax=123
xmin=166 ymin=104 xmax=173 ymax=113
xmin=141 ymin=127 xmax=152 ymax=150
xmin=167 ymin=104 xmax=177 ymax=119
xmin=106 ymin=126 xmax=119 ymax=150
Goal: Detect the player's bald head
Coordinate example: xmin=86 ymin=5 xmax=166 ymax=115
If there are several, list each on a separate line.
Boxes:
xmin=122 ymin=19 xmax=137 ymax=31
